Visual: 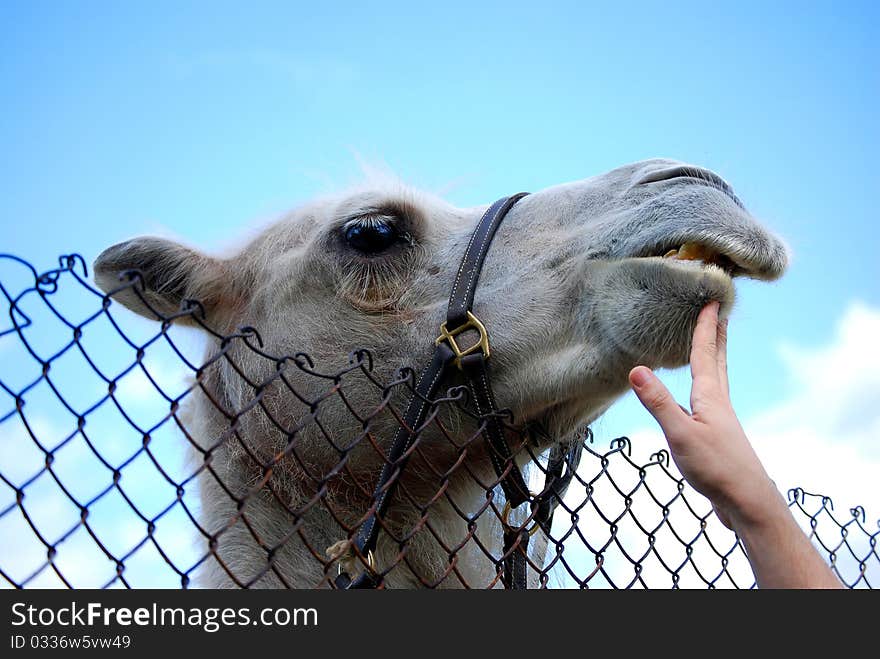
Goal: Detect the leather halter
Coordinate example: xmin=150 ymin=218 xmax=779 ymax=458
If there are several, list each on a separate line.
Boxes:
xmin=335 ymin=194 xmax=580 ymax=589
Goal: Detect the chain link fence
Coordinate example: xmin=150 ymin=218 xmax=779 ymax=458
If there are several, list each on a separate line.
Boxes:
xmin=1 ymin=254 xmax=877 ymax=589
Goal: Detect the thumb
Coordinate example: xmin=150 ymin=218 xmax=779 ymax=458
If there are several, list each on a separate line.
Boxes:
xmin=629 ymin=366 xmax=690 ymax=437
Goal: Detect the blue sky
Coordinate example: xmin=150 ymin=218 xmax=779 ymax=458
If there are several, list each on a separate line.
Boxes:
xmin=3 ymin=1 xmax=878 ymax=412
xmin=1 ymin=1 xmax=878 ymax=587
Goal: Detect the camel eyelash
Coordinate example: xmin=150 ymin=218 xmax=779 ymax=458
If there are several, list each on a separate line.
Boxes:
xmin=341 ymin=214 xmax=398 ymax=231
xmin=341 ymin=214 xmax=415 ymax=248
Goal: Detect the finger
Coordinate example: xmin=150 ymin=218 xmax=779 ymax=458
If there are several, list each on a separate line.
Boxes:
xmin=716 ymin=316 xmax=730 ymax=399
xmin=690 ymin=301 xmax=720 ymax=382
xmin=629 ymin=366 xmax=691 ymax=437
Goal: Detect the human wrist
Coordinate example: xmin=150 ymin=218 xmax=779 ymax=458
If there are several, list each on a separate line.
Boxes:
xmin=721 ymin=483 xmax=843 ymax=589
xmin=723 ymin=479 xmax=794 ymax=538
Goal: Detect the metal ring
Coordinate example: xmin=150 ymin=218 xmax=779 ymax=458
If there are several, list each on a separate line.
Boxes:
xmin=337 ymin=549 xmax=376 ymax=576
xmin=501 ymin=494 xmax=541 ymax=537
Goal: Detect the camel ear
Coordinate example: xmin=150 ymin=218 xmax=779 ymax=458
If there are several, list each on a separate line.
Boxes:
xmin=93 ymin=237 xmax=228 ymax=325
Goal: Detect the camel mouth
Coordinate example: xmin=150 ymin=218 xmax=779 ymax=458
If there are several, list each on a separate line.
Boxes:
xmin=626 ymin=220 xmax=787 ymax=281
xmin=637 ymin=165 xmax=745 ymax=208
xmin=645 ymin=241 xmax=739 ymax=276
xmin=629 ymin=164 xmax=788 ymax=279
xmin=632 ymin=222 xmax=789 ymax=280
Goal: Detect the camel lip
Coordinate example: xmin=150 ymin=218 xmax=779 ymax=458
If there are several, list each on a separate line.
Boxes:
xmin=637 ymin=165 xmax=745 ymax=209
xmin=632 ymin=237 xmax=777 ymax=279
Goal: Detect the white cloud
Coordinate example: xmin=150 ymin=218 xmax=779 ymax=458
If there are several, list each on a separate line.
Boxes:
xmin=747 ymin=301 xmax=880 ymax=511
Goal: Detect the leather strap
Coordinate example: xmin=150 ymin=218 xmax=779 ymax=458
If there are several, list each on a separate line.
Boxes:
xmin=336 ymin=192 xmax=559 ymax=589
xmin=502 ymin=528 xmax=530 ymax=589
xmin=460 ymin=352 xmax=529 ymax=506
xmin=446 ymin=192 xmax=531 ymax=508
xmin=500 ymin=441 xmax=583 ymax=588
xmin=335 ymin=342 xmax=457 ymax=589
xmin=534 ymin=441 xmax=583 ymax=533
xmin=445 ymin=194 xmax=528 ymax=329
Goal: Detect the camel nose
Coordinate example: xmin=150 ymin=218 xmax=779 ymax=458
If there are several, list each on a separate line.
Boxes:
xmin=636 ymin=163 xmax=744 ymax=208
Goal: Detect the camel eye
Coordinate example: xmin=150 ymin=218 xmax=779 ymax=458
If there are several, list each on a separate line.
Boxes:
xmin=343 ymin=217 xmax=399 ymax=253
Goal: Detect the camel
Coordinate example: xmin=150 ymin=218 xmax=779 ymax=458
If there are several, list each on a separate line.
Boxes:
xmin=93 ymin=158 xmax=788 ymax=588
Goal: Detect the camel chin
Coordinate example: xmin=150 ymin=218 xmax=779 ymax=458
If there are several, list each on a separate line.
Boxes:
xmin=593 ymin=256 xmax=735 ymax=369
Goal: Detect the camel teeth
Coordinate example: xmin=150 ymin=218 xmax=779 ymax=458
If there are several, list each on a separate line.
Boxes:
xmin=677 ymin=242 xmax=705 ymax=261
xmin=660 ymin=242 xmax=723 ymax=264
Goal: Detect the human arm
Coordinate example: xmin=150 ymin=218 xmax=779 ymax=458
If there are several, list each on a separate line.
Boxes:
xmin=627 ymin=302 xmax=842 ymax=589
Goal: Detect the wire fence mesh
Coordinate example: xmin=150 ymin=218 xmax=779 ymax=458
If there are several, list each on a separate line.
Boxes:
xmin=1 ymin=254 xmax=877 ymax=589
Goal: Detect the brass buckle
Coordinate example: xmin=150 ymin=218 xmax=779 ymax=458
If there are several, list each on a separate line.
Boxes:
xmin=435 ymin=311 xmax=490 ymax=370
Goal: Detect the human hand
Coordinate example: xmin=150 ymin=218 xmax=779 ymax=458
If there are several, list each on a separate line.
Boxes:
xmin=627 ymin=303 xmax=843 ymax=588
xmin=627 ymin=302 xmax=781 ymax=530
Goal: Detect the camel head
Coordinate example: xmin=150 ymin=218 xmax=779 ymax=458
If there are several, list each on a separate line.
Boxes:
xmin=93 ymin=158 xmax=787 ymax=450
xmin=91 ymin=158 xmax=788 ymax=587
